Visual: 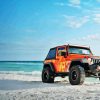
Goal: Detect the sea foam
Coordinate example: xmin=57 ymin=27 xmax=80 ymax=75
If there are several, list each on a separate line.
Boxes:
xmin=0 ymin=71 xmax=42 ymax=81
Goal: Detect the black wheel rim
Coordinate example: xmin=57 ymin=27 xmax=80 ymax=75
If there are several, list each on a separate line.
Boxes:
xmin=43 ymin=71 xmax=49 ymax=80
xmin=71 ymin=70 xmax=78 ymax=81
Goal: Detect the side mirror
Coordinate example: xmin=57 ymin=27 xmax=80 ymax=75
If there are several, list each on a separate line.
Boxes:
xmin=61 ymin=52 xmax=66 ymax=57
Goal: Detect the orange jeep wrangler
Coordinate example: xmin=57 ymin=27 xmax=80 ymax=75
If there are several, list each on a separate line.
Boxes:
xmin=42 ymin=45 xmax=100 ymax=85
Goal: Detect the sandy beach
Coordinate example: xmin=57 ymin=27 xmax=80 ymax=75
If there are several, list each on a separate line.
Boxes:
xmin=0 ymin=73 xmax=100 ymax=100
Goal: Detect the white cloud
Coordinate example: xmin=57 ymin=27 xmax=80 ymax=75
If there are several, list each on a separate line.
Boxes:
xmin=96 ymin=0 xmax=100 ymax=2
xmin=63 ymin=15 xmax=89 ymax=28
xmin=69 ymin=0 xmax=80 ymax=5
xmin=54 ymin=2 xmax=67 ymax=6
xmin=82 ymin=34 xmax=100 ymax=40
xmin=68 ymin=0 xmax=81 ymax=8
xmin=54 ymin=1 xmax=100 ymax=26
xmin=93 ymin=14 xmax=100 ymax=24
xmin=54 ymin=0 xmax=81 ymax=8
xmin=68 ymin=4 xmax=81 ymax=8
xmin=87 ymin=8 xmax=100 ymax=14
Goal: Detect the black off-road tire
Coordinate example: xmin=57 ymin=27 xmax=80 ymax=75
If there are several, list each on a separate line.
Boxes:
xmin=69 ymin=65 xmax=85 ymax=85
xmin=42 ymin=67 xmax=54 ymax=83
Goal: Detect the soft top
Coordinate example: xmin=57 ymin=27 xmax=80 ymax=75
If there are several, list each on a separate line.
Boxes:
xmin=50 ymin=44 xmax=90 ymax=50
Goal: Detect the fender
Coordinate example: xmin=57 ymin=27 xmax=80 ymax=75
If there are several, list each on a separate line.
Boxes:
xmin=43 ymin=63 xmax=55 ymax=72
xmin=69 ymin=59 xmax=84 ymax=70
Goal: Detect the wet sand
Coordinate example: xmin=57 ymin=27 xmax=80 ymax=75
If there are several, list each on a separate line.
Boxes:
xmin=0 ymin=73 xmax=100 ymax=100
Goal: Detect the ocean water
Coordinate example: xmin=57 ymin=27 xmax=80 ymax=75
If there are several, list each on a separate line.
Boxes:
xmin=0 ymin=61 xmax=43 ymax=75
xmin=0 ymin=61 xmax=99 ymax=82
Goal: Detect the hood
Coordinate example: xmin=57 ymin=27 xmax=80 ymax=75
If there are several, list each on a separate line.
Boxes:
xmin=69 ymin=54 xmax=100 ymax=65
xmin=91 ymin=56 xmax=100 ymax=59
xmin=68 ymin=54 xmax=90 ymax=60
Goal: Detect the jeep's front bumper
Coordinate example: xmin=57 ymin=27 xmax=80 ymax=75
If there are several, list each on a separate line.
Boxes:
xmin=89 ymin=64 xmax=100 ymax=74
xmin=89 ymin=58 xmax=100 ymax=74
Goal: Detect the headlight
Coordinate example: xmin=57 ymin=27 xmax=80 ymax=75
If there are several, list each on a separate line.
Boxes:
xmin=88 ymin=58 xmax=93 ymax=65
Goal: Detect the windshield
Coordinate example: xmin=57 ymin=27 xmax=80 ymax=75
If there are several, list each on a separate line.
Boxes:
xmin=68 ymin=47 xmax=91 ymax=55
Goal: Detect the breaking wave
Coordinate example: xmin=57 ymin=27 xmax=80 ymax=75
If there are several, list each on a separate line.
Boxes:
xmin=0 ymin=71 xmax=42 ymax=81
xmin=0 ymin=71 xmax=42 ymax=76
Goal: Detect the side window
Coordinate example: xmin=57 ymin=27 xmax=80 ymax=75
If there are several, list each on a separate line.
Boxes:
xmin=46 ymin=48 xmax=56 ymax=59
xmin=58 ymin=47 xmax=66 ymax=56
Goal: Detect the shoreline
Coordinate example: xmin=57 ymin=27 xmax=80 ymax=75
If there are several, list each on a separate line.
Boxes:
xmin=0 ymin=79 xmax=100 ymax=100
xmin=0 ymin=73 xmax=100 ymax=100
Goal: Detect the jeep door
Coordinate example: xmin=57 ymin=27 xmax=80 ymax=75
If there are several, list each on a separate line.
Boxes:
xmin=56 ymin=46 xmax=68 ymax=72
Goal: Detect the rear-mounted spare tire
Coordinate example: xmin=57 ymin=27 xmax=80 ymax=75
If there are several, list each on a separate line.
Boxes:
xmin=69 ymin=65 xmax=85 ymax=85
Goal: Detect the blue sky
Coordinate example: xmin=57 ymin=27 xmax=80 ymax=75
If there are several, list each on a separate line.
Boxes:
xmin=0 ymin=0 xmax=100 ymax=61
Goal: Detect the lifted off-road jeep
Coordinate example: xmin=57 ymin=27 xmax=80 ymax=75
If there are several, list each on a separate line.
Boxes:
xmin=42 ymin=45 xmax=100 ymax=85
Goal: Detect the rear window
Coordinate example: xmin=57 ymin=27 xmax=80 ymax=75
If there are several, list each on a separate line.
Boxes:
xmin=46 ymin=48 xmax=56 ymax=59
